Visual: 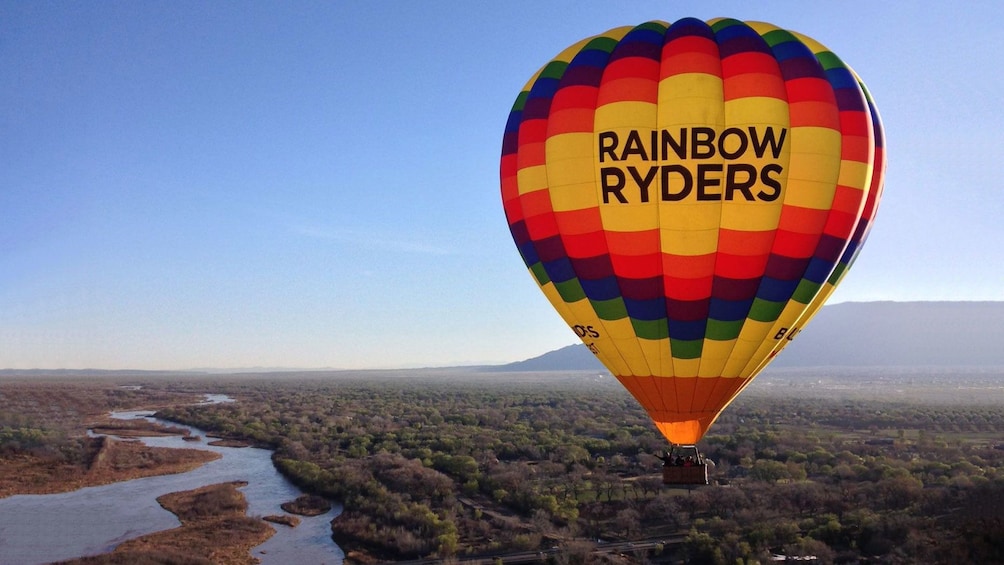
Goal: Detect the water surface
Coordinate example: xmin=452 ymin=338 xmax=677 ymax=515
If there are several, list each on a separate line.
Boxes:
xmin=0 ymin=398 xmax=344 ymax=565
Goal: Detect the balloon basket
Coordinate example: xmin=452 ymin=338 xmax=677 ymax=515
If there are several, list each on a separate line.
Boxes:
xmin=661 ymin=444 xmax=710 ymax=486
xmin=662 ymin=464 xmax=709 ymax=486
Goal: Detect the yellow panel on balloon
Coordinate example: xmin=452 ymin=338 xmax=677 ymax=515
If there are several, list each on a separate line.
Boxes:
xmin=516 ymin=165 xmax=548 ymax=196
xmin=660 ymin=228 xmax=718 ymax=255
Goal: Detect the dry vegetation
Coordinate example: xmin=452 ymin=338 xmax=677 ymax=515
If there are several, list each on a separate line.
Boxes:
xmin=0 ymin=378 xmax=218 ymax=497
xmin=59 ymin=481 xmax=274 ymax=565
xmin=263 ymin=514 xmax=301 ymax=527
xmin=4 ymin=371 xmax=1004 ymax=564
xmin=157 ymin=371 xmax=1004 ymax=564
xmin=280 ymin=493 xmax=332 ymax=516
xmin=89 ymin=417 xmax=193 ymax=438
xmin=0 ymin=436 xmax=218 ymax=498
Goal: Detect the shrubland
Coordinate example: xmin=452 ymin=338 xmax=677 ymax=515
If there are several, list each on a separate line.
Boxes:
xmin=148 ymin=372 xmax=1004 ymax=564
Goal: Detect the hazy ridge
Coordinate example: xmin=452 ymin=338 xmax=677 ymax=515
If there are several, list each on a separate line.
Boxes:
xmin=497 ymin=301 xmax=1004 ymax=372
xmin=4 ymin=302 xmax=1002 ymax=376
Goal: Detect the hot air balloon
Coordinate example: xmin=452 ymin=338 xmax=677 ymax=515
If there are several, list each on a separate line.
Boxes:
xmin=500 ymin=17 xmax=885 ymax=484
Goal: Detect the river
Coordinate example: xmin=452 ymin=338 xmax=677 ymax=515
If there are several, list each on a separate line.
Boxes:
xmin=0 ymin=395 xmax=344 ymax=565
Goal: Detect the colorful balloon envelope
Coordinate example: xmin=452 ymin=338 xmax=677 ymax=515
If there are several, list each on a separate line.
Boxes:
xmin=501 ymin=17 xmax=885 ymax=445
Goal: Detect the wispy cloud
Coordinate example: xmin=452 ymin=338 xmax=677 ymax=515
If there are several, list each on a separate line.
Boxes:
xmin=291 ymin=224 xmax=454 ymax=256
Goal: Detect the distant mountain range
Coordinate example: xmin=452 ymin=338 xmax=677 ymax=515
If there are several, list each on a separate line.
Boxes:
xmin=496 ymin=301 xmax=1004 ymax=371
xmin=4 ymin=302 xmax=1000 ymax=377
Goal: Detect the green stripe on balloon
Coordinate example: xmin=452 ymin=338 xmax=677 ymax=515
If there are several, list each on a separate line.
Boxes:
xmin=707 ymin=318 xmax=744 ymax=341
xmin=591 ymin=297 xmax=628 ymax=320
xmin=529 ymin=262 xmax=550 ymax=286
xmin=632 ymin=318 xmax=670 ymax=340
xmin=671 ymin=338 xmax=703 ymax=359
xmin=749 ymin=298 xmax=786 ymax=323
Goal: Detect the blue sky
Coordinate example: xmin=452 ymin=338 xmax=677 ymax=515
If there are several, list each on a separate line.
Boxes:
xmin=3 ymin=2 xmax=1003 ymax=370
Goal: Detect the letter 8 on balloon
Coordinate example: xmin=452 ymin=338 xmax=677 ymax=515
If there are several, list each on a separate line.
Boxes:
xmin=500 ymin=17 xmax=885 ymax=445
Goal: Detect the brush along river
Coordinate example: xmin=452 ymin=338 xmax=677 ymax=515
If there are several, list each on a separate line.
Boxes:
xmin=0 ymin=395 xmax=344 ymax=565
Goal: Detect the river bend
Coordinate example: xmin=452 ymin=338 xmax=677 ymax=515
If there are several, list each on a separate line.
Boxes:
xmin=0 ymin=396 xmax=344 ymax=565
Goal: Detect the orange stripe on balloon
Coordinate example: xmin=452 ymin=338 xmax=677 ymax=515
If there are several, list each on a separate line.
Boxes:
xmin=555 ymin=208 xmax=604 ymax=235
xmin=830 ymin=184 xmax=865 ymax=214
xmin=603 ymin=56 xmax=660 ymax=81
xmin=499 ymin=174 xmax=520 ymax=203
xmin=606 ymin=229 xmax=659 ymax=254
xmin=840 ymin=134 xmax=870 ymax=162
xmin=516 ymin=141 xmax=546 ymax=168
xmin=549 ymin=84 xmax=599 ymax=112
xmin=519 ymin=189 xmax=555 ymax=218
xmin=724 ymin=72 xmax=787 ymax=100
xmin=501 ymin=196 xmax=525 ymax=224
xmin=718 ymin=229 xmax=775 ymax=254
xmin=721 ymin=52 xmax=780 ymax=76
xmin=785 ymin=77 xmax=836 ymax=103
xmin=611 ymin=253 xmax=664 ymax=278
xmin=500 ymin=153 xmax=518 ymax=179
xmin=663 ymin=33 xmax=718 ymax=53
xmin=547 ymin=108 xmax=595 ymax=136
xmin=663 ymin=252 xmax=716 ymax=273
xmin=777 ymin=206 xmax=830 ymax=234
xmin=661 ymin=51 xmax=722 ymax=77
xmin=664 ymin=276 xmax=715 ymax=300
xmin=693 ymin=376 xmax=746 ymax=412
xmin=788 ymin=100 xmax=841 ymax=129
xmin=617 ymin=375 xmax=671 ymax=414
xmin=821 ymin=209 xmax=858 ymax=238
xmin=669 ymin=376 xmax=698 ymax=414
xmin=662 ymin=35 xmax=720 ymax=74
xmin=839 ymin=110 xmax=871 ymax=136
xmin=771 ymin=229 xmax=821 ymax=258
xmin=562 ymin=230 xmax=608 ymax=258
xmin=597 ymin=77 xmax=658 ymax=105
xmin=524 ymin=212 xmax=559 ymax=240
xmin=517 ymin=118 xmax=547 ymax=143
